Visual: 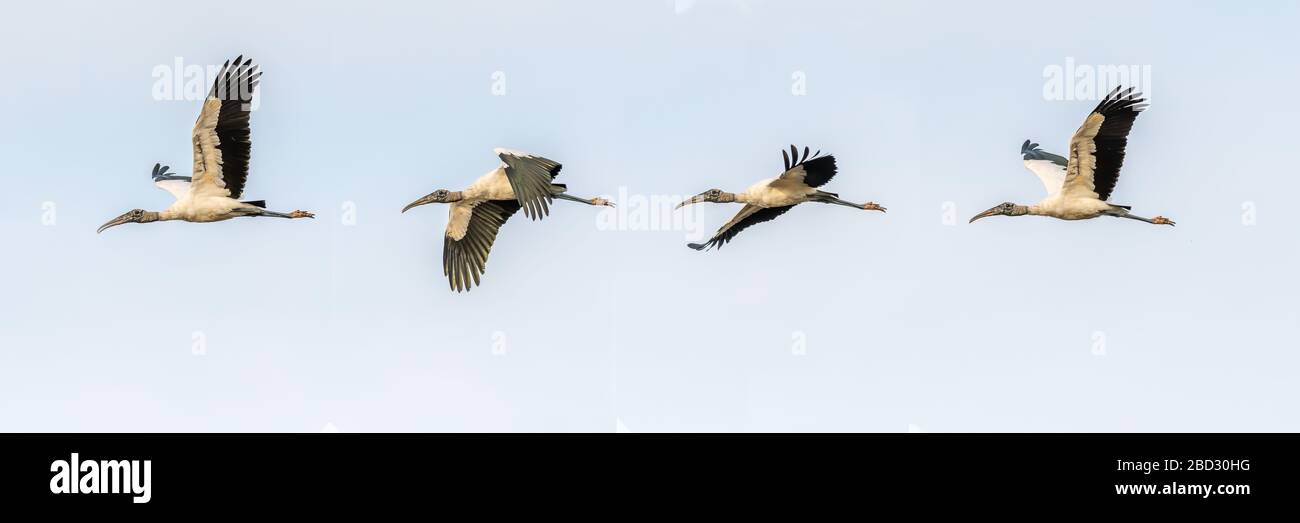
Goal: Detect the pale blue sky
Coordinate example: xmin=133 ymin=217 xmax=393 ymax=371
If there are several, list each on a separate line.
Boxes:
xmin=1 ymin=0 xmax=1298 ymax=431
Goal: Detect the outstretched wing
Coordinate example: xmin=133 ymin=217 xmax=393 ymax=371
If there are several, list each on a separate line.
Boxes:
xmin=495 ymin=148 xmax=561 ymax=220
xmin=1062 ymin=87 xmax=1147 ymax=201
xmin=688 ymin=204 xmax=795 ymax=251
xmin=442 ymin=199 xmax=522 ymax=292
xmin=150 ymin=163 xmax=191 ymax=200
xmin=774 ymin=145 xmax=837 ymax=188
xmin=191 ymin=56 xmax=261 ymax=199
xmin=1020 ymin=140 xmax=1067 ymax=196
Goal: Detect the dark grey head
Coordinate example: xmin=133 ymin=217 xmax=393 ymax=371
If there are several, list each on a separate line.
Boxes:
xmin=97 ymin=209 xmax=156 ymax=233
xmin=401 ymin=189 xmax=453 ymax=213
xmin=969 ymin=202 xmax=1027 ymax=223
xmin=676 ymin=189 xmax=730 ymax=209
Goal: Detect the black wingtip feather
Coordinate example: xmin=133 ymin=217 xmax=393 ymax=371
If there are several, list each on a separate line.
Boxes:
xmin=1086 ymin=86 xmax=1146 ymax=201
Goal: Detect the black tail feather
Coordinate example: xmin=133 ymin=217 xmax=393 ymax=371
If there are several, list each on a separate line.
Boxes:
xmin=242 ymin=200 xmax=266 ymax=208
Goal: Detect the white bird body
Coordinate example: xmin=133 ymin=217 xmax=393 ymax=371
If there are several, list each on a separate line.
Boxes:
xmin=159 ymin=195 xmax=255 ymax=223
xmin=1029 ymin=192 xmax=1114 ymax=221
xmin=1019 ymin=157 xmax=1114 ymax=220
xmin=739 ymin=177 xmax=814 ymax=207
xmin=149 ymin=158 xmax=269 ymax=223
xmin=461 ymin=168 xmax=517 ymax=202
xmin=444 ymin=168 xmax=522 ymax=241
xmin=443 ymin=169 xmax=515 ymax=241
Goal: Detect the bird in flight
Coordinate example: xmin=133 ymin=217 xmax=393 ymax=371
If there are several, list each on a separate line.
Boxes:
xmin=401 ymin=149 xmax=614 ymax=292
xmin=676 ymin=145 xmax=886 ymax=251
xmin=969 ymin=86 xmax=1173 ymax=226
xmin=98 ymin=56 xmax=313 ymax=234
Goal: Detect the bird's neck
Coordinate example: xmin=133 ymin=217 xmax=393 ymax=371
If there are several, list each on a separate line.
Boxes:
xmin=446 ymin=191 xmax=464 ymax=202
xmin=724 ymin=192 xmax=743 ymax=204
xmin=145 ymin=210 xmax=168 ymax=222
xmin=1022 ymin=204 xmax=1042 ymax=216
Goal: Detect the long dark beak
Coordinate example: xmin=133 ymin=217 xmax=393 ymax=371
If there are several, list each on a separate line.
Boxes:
xmin=401 ymin=194 xmax=437 ymax=213
xmin=675 ymin=192 xmax=709 ymax=210
xmin=97 ymin=212 xmax=136 ymax=234
xmin=969 ymin=206 xmax=1002 ymax=224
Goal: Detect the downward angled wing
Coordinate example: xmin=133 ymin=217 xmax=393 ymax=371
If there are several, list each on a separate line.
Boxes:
xmin=1062 ymin=87 xmax=1147 ymax=201
xmin=1020 ymin=140 xmax=1067 ymax=196
xmin=773 ymin=145 xmax=837 ymax=189
xmin=443 ymin=200 xmax=522 ymax=292
xmin=191 ymin=56 xmax=261 ymax=199
xmin=689 ymin=204 xmax=795 ymax=251
xmin=495 ymin=148 xmax=561 ymax=220
xmin=151 ymin=163 xmax=191 ymax=200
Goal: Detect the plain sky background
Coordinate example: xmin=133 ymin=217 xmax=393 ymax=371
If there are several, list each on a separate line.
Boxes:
xmin=2 ymin=0 xmax=1298 ymax=432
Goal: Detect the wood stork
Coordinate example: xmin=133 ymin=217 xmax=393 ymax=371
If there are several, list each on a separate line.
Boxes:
xmin=401 ymin=149 xmax=614 ymax=292
xmin=97 ymin=56 xmax=313 ymax=234
xmin=969 ymin=86 xmax=1174 ymax=226
xmin=675 ymin=145 xmax=885 ymax=250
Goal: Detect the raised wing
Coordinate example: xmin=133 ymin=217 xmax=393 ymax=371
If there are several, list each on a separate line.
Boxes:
xmin=495 ymin=148 xmax=561 ymax=220
xmin=1062 ymin=87 xmax=1147 ymax=201
xmin=1020 ymin=140 xmax=1067 ymax=196
xmin=774 ymin=145 xmax=837 ymax=188
xmin=443 ymin=199 xmax=522 ymax=292
xmin=150 ymin=163 xmax=191 ymax=200
xmin=688 ymin=204 xmax=795 ymax=251
xmin=191 ymin=56 xmax=261 ymax=199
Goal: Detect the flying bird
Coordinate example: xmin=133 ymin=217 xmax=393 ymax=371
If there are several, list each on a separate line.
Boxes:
xmin=97 ymin=56 xmax=313 ymax=234
xmin=401 ymin=149 xmax=614 ymax=292
xmin=970 ymin=86 xmax=1173 ymax=226
xmin=675 ymin=145 xmax=885 ymax=250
